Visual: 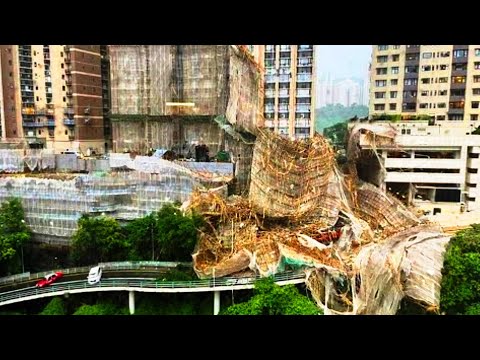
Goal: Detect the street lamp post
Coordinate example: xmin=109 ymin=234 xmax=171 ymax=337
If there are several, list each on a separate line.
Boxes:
xmin=20 ymin=220 xmax=25 ymax=273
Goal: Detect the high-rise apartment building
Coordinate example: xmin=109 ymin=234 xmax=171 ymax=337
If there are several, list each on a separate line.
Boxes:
xmin=366 ymin=45 xmax=480 ymax=216
xmin=370 ymin=45 xmax=480 ymax=122
xmin=0 ymin=45 xmax=106 ymax=154
xmin=253 ymin=45 xmax=316 ymax=139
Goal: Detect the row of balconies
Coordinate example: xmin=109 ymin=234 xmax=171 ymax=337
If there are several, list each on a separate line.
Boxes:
xmin=264 ymin=119 xmax=311 ymax=128
xmin=265 ymin=74 xmax=313 ymax=83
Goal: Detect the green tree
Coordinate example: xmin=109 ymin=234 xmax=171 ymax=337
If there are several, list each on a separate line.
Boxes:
xmin=71 ymin=215 xmax=128 ymax=266
xmin=39 ymin=297 xmax=67 ymax=315
xmin=222 ymin=277 xmax=322 ymax=315
xmin=0 ymin=198 xmax=31 ymax=275
xmin=153 ymin=204 xmax=203 ymax=261
xmin=124 ymin=213 xmax=157 ymax=261
xmin=440 ymin=224 xmax=480 ymax=314
xmin=323 ymin=121 xmax=348 ymax=148
xmin=73 ymin=303 xmax=128 ymax=315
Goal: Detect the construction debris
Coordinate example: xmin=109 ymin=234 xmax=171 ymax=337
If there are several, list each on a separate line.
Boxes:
xmin=187 ymin=125 xmax=452 ymax=315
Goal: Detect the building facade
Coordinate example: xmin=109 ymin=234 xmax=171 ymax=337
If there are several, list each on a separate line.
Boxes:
xmin=369 ymin=45 xmax=480 ymax=122
xmin=253 ymin=45 xmax=316 ymax=139
xmin=358 ymin=120 xmax=480 ymax=215
xmin=0 ymin=45 xmax=106 ymax=154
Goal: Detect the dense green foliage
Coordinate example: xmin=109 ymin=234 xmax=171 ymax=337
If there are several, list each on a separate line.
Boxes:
xmin=222 ymin=277 xmax=322 ymax=315
xmin=315 ymin=104 xmax=368 ymax=133
xmin=156 ymin=266 xmax=197 ymax=282
xmin=440 ymin=224 xmax=480 ymax=315
xmin=71 ymin=215 xmax=129 ymax=266
xmin=154 ymin=204 xmax=203 ymax=261
xmin=323 ymin=121 xmax=348 ymax=148
xmin=39 ymin=297 xmax=67 ymax=315
xmin=73 ymin=302 xmax=129 ymax=315
xmin=0 ymin=198 xmax=31 ymax=275
xmin=71 ymin=204 xmax=203 ymax=265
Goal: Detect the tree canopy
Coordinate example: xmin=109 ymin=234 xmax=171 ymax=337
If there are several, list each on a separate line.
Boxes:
xmin=71 ymin=215 xmax=129 ymax=266
xmin=0 ymin=198 xmax=31 ymax=275
xmin=315 ymin=103 xmax=368 ymax=133
xmin=222 ymin=277 xmax=322 ymax=315
xmin=440 ymin=224 xmax=480 ymax=314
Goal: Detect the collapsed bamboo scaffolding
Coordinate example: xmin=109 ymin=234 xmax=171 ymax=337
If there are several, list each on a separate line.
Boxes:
xmin=188 ymin=125 xmax=452 ymax=315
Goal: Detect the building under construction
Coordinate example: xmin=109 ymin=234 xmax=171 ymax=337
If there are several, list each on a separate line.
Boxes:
xmin=109 ymin=45 xmax=262 ymax=193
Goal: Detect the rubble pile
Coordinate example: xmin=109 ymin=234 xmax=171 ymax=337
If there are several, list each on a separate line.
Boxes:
xmin=187 ymin=125 xmax=451 ymax=315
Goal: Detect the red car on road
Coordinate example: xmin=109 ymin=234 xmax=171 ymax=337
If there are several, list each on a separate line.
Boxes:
xmin=35 ymin=271 xmax=64 ymax=288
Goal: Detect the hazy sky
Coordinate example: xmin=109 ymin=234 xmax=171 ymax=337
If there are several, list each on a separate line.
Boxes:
xmin=316 ymin=45 xmax=372 ymax=81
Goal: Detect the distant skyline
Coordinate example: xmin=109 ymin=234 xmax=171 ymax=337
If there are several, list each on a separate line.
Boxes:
xmin=316 ymin=45 xmax=372 ymax=81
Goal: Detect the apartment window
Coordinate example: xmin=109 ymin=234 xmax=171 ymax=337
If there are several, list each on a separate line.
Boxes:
xmin=453 ymin=63 xmax=468 ymax=71
xmin=471 ymin=115 xmax=479 ymax=121
xmin=406 ymin=54 xmax=419 ymax=61
xmin=421 ymin=90 xmax=429 ymax=96
xmin=422 ymin=52 xmax=432 ymax=59
xmin=61 ymin=63 xmax=64 ymax=69
xmin=390 ymin=91 xmax=397 ymax=98
xmin=392 ymin=54 xmax=400 ymax=62
xmin=437 ymin=103 xmax=446 ymax=108
xmin=421 ymin=78 xmax=430 ymax=84
xmin=452 ymin=76 xmax=466 ymax=84
xmin=34 ymin=62 xmax=37 ymax=67
xmin=60 ymin=52 xmax=63 ymax=57
xmin=392 ymin=45 xmax=401 ymax=49
xmin=451 ymin=89 xmax=465 ymax=96
xmin=439 ymin=51 xmax=450 ymax=58
xmin=472 ymin=101 xmax=479 ymax=109
xmin=378 ymin=45 xmax=389 ymax=51
xmin=449 ymin=114 xmax=463 ymax=120
xmin=63 ymin=96 xmax=66 ymax=102
xmin=438 ymin=90 xmax=448 ymax=96
xmin=453 ymin=49 xmax=468 ymax=58
xmin=419 ymin=103 xmax=429 ymax=109
xmin=391 ymin=67 xmax=399 ymax=74
xmin=474 ymin=75 xmax=480 ymax=83
xmin=391 ymin=79 xmax=398 ymax=85
xmin=475 ymin=62 xmax=480 ymax=70
xmin=389 ymin=103 xmax=397 ymax=111
xmin=377 ymin=55 xmax=388 ymax=63
xmin=473 ymin=88 xmax=480 ymax=95
xmin=376 ymin=67 xmax=388 ymax=75
xmin=36 ymin=96 xmax=39 ymax=101
xmin=450 ymin=101 xmax=465 ymax=109
xmin=439 ymin=64 xmax=449 ymax=71
xmin=436 ymin=115 xmax=445 ymax=120
xmin=374 ymin=104 xmax=385 ymax=111
xmin=9 ymin=72 xmax=12 ymax=77
xmin=438 ymin=77 xmax=448 ymax=83
xmin=35 ymin=86 xmax=38 ymax=90
xmin=62 ymin=75 xmax=65 ymax=80
xmin=475 ymin=48 xmax=480 ymax=56
xmin=375 ymin=80 xmax=387 ymax=87
xmin=405 ymin=79 xmax=417 ymax=86
xmin=405 ymin=66 xmax=418 ymax=73
xmin=65 ymin=130 xmax=68 ymax=135
xmin=422 ymin=65 xmax=432 ymax=72
xmin=403 ymin=90 xmax=417 ymax=98
xmin=375 ymin=92 xmax=386 ymax=99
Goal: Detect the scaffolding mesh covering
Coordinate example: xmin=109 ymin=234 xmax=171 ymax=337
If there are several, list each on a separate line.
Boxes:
xmin=249 ymin=129 xmax=335 ymax=218
xmin=0 ymin=159 xmax=206 ymax=244
xmin=109 ymin=45 xmax=260 ymax=154
xmin=0 ymin=149 xmax=56 ymax=173
xmin=187 ymin=128 xmax=452 ymax=314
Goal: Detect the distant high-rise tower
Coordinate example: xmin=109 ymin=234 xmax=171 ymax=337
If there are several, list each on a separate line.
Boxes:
xmin=252 ymin=45 xmax=316 ymax=139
